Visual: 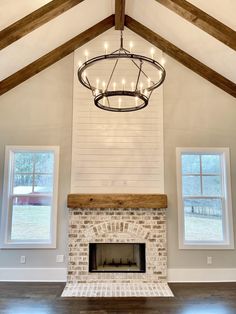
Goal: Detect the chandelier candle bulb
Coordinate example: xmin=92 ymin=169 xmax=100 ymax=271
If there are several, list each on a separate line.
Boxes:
xmin=104 ymin=42 xmax=108 ymax=55
xmin=140 ymin=82 xmax=143 ymax=93
xmin=150 ymin=47 xmax=155 ymax=59
xmin=113 ymin=82 xmax=116 ymax=91
xmin=135 ymin=96 xmax=138 ymax=107
xmin=148 ymin=78 xmax=151 ymax=88
xmin=102 ymin=81 xmax=106 ymax=92
xmin=161 ymin=57 xmax=166 ymax=65
xmin=129 ymin=41 xmax=133 ymax=53
xmin=122 ymin=79 xmax=126 ymax=91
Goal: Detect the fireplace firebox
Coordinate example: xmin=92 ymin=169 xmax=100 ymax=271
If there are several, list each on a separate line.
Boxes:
xmin=89 ymin=243 xmax=146 ymax=273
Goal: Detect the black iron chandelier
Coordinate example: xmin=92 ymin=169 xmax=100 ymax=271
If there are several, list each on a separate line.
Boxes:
xmin=78 ymin=31 xmax=166 ymax=112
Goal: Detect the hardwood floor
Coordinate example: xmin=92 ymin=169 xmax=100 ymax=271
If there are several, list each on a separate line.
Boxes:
xmin=0 ymin=282 xmax=236 ymax=314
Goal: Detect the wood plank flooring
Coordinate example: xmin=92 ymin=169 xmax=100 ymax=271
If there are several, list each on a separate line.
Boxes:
xmin=0 ymin=282 xmax=236 ymax=313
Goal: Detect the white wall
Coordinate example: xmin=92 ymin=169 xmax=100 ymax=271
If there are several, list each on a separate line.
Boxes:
xmin=164 ymin=56 xmax=236 ymax=269
xmin=71 ymin=29 xmax=164 ymax=193
xmin=0 ymin=55 xmax=73 ymax=271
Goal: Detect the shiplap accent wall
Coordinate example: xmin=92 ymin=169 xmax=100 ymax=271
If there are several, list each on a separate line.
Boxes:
xmin=71 ymin=28 xmax=164 ymax=193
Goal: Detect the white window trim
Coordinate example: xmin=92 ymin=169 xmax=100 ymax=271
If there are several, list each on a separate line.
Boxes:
xmin=0 ymin=146 xmax=60 ymax=249
xmin=176 ymin=147 xmax=234 ymax=250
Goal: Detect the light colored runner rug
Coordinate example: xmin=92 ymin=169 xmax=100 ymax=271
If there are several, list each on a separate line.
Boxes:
xmin=61 ymin=283 xmax=174 ymax=297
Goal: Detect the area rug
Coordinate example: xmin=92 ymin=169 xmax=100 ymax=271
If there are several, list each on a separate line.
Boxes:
xmin=61 ymin=283 xmax=174 ymax=297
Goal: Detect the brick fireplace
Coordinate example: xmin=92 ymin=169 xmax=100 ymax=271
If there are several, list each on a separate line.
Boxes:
xmin=62 ymin=194 xmax=173 ymax=297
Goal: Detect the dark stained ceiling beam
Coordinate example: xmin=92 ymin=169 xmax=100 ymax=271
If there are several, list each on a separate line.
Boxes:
xmin=0 ymin=0 xmax=85 ymax=50
xmin=115 ymin=0 xmax=126 ymax=30
xmin=156 ymin=0 xmax=236 ymax=51
xmin=125 ymin=15 xmax=236 ymax=98
xmin=0 ymin=15 xmax=115 ymax=95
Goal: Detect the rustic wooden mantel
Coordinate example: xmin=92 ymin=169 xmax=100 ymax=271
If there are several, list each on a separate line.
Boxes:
xmin=67 ymin=194 xmax=167 ymax=209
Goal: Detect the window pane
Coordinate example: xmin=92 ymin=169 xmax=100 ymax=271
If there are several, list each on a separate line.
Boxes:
xmin=11 ymin=196 xmax=52 ymax=241
xmin=202 ymin=176 xmax=222 ymax=196
xmin=184 ymin=198 xmax=224 ymax=242
xmin=182 ymin=176 xmax=201 ymax=196
xmin=202 ymin=154 xmax=221 ymax=174
xmin=13 ymin=174 xmax=33 ymax=194
xmin=34 ymin=175 xmax=53 ymax=193
xmin=34 ymin=153 xmax=54 ymax=173
xmin=182 ymin=154 xmax=200 ymax=174
xmin=14 ymin=152 xmax=33 ymax=173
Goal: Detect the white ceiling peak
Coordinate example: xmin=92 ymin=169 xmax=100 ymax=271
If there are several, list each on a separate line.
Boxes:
xmin=126 ymin=0 xmax=236 ymax=83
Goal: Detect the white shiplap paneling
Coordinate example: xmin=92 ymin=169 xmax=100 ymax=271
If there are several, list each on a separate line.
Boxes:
xmin=71 ymin=28 xmax=164 ymax=193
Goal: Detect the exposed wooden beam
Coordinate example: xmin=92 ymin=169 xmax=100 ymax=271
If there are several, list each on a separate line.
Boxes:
xmin=0 ymin=0 xmax=85 ymax=50
xmin=115 ymin=0 xmax=126 ymax=30
xmin=0 ymin=15 xmax=115 ymax=95
xmin=125 ymin=15 xmax=236 ymax=98
xmin=156 ymin=0 xmax=236 ymax=51
xmin=67 ymin=194 xmax=168 ymax=209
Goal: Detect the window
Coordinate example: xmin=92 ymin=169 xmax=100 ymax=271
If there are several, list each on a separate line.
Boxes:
xmin=176 ymin=148 xmax=234 ymax=249
xmin=0 ymin=146 xmax=59 ymax=248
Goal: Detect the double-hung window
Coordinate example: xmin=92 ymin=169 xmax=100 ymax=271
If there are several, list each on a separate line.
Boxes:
xmin=176 ymin=148 xmax=234 ymax=249
xmin=0 ymin=146 xmax=59 ymax=248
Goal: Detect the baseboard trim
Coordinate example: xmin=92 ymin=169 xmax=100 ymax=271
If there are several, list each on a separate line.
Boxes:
xmin=0 ymin=268 xmax=67 ymax=282
xmin=0 ymin=268 xmax=236 ymax=282
xmin=168 ymin=268 xmax=236 ymax=282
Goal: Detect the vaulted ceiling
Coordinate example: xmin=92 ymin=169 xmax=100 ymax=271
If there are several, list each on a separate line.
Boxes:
xmin=0 ymin=0 xmax=235 ymax=97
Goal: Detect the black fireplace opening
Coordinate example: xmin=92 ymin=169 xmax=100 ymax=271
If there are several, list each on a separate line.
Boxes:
xmin=89 ymin=243 xmax=146 ymax=273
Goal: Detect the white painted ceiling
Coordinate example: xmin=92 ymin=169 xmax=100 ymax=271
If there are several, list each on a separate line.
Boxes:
xmin=0 ymin=0 xmax=52 ymax=30
xmin=0 ymin=0 xmax=235 ymax=86
xmin=126 ymin=0 xmax=236 ymax=83
xmin=188 ymin=0 xmax=236 ymax=30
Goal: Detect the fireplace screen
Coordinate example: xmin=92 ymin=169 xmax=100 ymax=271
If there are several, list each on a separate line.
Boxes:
xmin=89 ymin=243 xmax=146 ymax=273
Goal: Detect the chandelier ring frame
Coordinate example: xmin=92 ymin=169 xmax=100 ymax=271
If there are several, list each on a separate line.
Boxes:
xmin=94 ymin=90 xmax=149 ymax=112
xmin=77 ymin=53 xmax=166 ymax=93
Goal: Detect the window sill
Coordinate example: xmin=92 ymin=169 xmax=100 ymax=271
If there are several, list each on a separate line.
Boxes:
xmin=179 ymin=242 xmax=234 ymax=250
xmin=0 ymin=242 xmax=56 ymax=249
